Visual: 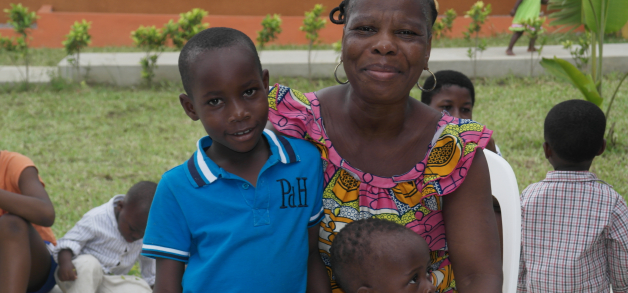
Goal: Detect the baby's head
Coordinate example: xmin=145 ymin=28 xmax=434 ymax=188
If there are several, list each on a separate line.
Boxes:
xmin=330 ymin=218 xmax=435 ymax=293
xmin=178 ymin=27 xmax=269 ymax=153
xmin=115 ymin=181 xmax=157 ymax=243
xmin=544 ymin=99 xmax=606 ymax=171
xmin=421 ymin=70 xmax=475 ymax=120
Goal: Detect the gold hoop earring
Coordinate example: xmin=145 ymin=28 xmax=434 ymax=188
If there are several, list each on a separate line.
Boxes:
xmin=334 ymin=61 xmax=349 ymax=84
xmin=417 ymin=68 xmax=437 ymax=92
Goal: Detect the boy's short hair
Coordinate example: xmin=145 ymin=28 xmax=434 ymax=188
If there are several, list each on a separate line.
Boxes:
xmin=330 ymin=218 xmax=416 ymax=292
xmin=178 ymin=27 xmax=262 ymax=98
xmin=544 ymin=99 xmax=606 ymax=163
xmin=125 ymin=181 xmax=157 ymax=214
xmin=421 ymin=70 xmax=475 ymax=106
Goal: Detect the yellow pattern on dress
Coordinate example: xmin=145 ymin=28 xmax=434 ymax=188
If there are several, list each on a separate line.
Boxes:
xmin=392 ymin=181 xmax=423 ymax=207
xmin=464 ymin=142 xmax=478 ymax=156
xmin=268 ymin=86 xmax=278 ymax=110
xmin=424 ymin=135 xmax=461 ymax=181
xmin=290 ymin=89 xmax=311 ymax=108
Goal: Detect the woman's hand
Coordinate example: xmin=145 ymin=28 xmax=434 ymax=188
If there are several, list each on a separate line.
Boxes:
xmin=443 ymin=150 xmax=503 ymax=292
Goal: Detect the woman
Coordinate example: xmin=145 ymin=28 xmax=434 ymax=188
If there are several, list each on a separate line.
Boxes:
xmin=268 ymin=0 xmax=502 ymax=291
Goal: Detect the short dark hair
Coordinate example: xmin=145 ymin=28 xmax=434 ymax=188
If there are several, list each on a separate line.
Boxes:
xmin=330 ymin=218 xmax=419 ymax=292
xmin=124 ymin=181 xmax=157 ymax=215
xmin=544 ymin=100 xmax=606 ymax=163
xmin=178 ymin=27 xmax=261 ymax=98
xmin=329 ymin=0 xmax=438 ymax=38
xmin=421 ymin=70 xmax=475 ymax=105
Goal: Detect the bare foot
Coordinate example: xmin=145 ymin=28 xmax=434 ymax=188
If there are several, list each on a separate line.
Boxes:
xmin=506 ymin=49 xmax=515 ymax=56
xmin=527 ymin=47 xmax=538 ymax=52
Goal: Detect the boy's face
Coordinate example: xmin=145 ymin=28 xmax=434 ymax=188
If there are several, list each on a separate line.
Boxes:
xmin=180 ymin=46 xmax=270 ymax=154
xmin=115 ymin=201 xmax=147 ymax=243
xmin=428 ymin=85 xmax=473 ymax=120
xmin=366 ymin=234 xmax=435 ymax=293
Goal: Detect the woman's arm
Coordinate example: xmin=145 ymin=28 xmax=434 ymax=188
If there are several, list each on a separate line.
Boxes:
xmin=153 ymin=258 xmax=185 ymax=293
xmin=0 ymin=166 xmax=55 ymax=226
xmin=443 ymin=150 xmax=502 ymax=292
xmin=307 ymin=225 xmax=331 ymax=293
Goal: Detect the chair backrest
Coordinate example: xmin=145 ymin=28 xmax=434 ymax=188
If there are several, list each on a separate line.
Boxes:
xmin=483 ymin=149 xmax=521 ymax=293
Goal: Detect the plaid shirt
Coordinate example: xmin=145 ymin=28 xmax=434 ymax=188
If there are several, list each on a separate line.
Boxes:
xmin=518 ymin=171 xmax=628 ymax=293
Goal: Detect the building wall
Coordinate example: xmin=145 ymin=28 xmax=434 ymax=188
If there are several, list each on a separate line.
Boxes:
xmin=0 ymin=0 xmax=521 ymax=23
xmin=0 ymin=6 xmax=571 ymax=48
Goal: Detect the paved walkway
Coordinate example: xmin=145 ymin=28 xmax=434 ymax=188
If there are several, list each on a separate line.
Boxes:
xmin=0 ymin=66 xmax=56 ymax=84
xmin=2 ymin=43 xmax=627 ymax=85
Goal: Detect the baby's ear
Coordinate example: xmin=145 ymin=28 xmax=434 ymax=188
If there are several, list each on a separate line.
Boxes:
xmin=179 ymin=93 xmax=199 ymax=121
xmin=115 ymin=200 xmax=124 ymax=211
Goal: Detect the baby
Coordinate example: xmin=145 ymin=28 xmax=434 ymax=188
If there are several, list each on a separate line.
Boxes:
xmin=330 ymin=218 xmax=436 ymax=293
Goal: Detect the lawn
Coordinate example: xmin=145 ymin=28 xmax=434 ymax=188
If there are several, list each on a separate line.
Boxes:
xmin=1 ymin=32 xmax=625 ymax=66
xmin=1 ymin=74 xmax=627 ymax=238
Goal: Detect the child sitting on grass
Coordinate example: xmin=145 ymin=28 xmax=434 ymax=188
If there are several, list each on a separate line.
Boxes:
xmin=0 ymin=151 xmax=57 ymax=293
xmin=518 ymin=100 xmax=628 ymax=292
xmin=141 ymin=27 xmax=329 ymax=293
xmin=330 ymin=218 xmax=436 ymax=293
xmin=54 ymin=181 xmax=157 ymax=293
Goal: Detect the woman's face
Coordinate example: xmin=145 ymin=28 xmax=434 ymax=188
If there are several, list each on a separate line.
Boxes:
xmin=342 ymin=0 xmax=431 ymax=103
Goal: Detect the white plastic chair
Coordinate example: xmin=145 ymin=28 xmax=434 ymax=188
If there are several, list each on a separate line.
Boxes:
xmin=483 ymin=149 xmax=521 ymax=293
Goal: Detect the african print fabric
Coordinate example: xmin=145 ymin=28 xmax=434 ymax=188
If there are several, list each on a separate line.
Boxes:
xmin=268 ymin=84 xmax=493 ymax=293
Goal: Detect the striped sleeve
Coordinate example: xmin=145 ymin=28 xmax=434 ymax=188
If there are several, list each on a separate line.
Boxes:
xmin=141 ymin=178 xmax=191 ymax=263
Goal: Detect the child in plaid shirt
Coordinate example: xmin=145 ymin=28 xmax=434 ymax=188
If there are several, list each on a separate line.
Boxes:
xmin=517 ymin=100 xmax=628 ymax=292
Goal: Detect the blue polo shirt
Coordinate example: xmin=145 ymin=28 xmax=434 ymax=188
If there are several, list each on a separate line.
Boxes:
xmin=141 ymin=130 xmax=324 ymax=293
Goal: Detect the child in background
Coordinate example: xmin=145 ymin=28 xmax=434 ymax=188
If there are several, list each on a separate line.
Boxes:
xmin=506 ymin=0 xmax=548 ymax=56
xmin=54 ymin=181 xmax=157 ymax=293
xmin=421 ymin=70 xmax=500 ymax=156
xmin=0 ymin=151 xmax=57 ymax=293
xmin=421 ymin=70 xmax=503 ymax=256
xmin=518 ymin=100 xmax=628 ymax=292
xmin=141 ymin=27 xmax=329 ymax=293
xmin=330 ymin=218 xmax=436 ymax=293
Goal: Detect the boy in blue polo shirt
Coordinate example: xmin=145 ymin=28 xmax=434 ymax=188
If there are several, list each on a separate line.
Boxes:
xmin=141 ymin=27 xmax=330 ymax=293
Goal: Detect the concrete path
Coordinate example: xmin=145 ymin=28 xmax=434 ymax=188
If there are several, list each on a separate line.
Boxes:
xmin=0 ymin=66 xmax=56 ymax=84
xmin=2 ymin=43 xmax=627 ymax=86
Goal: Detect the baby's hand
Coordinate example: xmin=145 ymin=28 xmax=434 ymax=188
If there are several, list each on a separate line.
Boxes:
xmin=58 ymin=261 xmax=78 ymax=281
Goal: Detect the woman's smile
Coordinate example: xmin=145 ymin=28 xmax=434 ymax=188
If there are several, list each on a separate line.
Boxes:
xmin=363 ymin=63 xmax=402 ymax=81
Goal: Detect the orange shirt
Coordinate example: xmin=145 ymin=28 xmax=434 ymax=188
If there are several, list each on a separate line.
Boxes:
xmin=0 ymin=151 xmax=56 ymax=245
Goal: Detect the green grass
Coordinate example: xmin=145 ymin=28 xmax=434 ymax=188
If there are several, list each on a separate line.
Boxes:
xmin=1 ymin=75 xmax=627 ymax=239
xmin=1 ymin=32 xmax=624 ymax=66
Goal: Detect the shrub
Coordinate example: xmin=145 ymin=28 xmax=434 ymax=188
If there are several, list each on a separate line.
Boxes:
xmin=0 ymin=3 xmax=38 ymax=87
xmin=300 ymin=4 xmax=326 ymax=81
xmin=62 ymin=20 xmax=92 ymax=82
xmin=163 ymin=8 xmax=209 ymax=49
xmin=131 ymin=26 xmax=168 ymax=86
xmin=433 ymin=9 xmax=457 ymax=39
xmin=463 ymin=1 xmax=491 ymax=79
xmin=257 ymin=14 xmax=282 ymax=49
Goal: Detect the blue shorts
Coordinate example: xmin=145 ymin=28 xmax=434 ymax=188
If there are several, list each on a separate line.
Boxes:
xmin=28 ymin=242 xmax=57 ymax=293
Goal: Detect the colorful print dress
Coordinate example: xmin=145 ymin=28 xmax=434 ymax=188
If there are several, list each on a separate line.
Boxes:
xmin=268 ymin=85 xmax=493 ymax=293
